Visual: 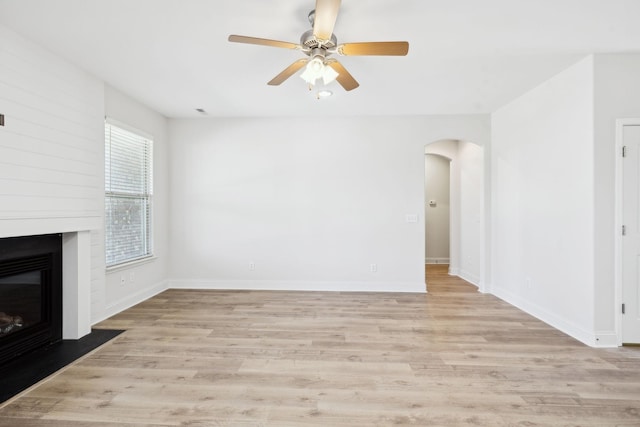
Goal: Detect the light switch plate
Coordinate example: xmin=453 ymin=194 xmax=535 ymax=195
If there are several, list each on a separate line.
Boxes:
xmin=405 ymin=214 xmax=418 ymax=223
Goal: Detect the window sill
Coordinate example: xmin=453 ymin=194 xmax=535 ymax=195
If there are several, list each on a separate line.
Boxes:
xmin=106 ymin=255 xmax=157 ymax=273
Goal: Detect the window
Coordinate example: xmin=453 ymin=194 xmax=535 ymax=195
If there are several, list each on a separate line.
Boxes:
xmin=104 ymin=120 xmax=153 ymax=267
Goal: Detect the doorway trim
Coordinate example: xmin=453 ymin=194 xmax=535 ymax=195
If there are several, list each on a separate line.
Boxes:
xmin=614 ymin=118 xmax=640 ymax=346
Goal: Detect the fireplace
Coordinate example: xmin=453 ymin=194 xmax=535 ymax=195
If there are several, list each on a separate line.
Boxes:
xmin=0 ymin=234 xmax=62 ymax=366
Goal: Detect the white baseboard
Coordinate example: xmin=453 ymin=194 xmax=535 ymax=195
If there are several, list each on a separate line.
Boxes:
xmin=168 ymin=279 xmax=426 ymax=294
xmin=93 ymin=280 xmax=169 ymax=325
xmin=593 ymin=331 xmax=619 ymax=348
xmin=491 ymin=285 xmax=613 ymax=348
xmin=458 ymin=269 xmax=480 ymax=288
xmin=425 ymin=258 xmax=450 ymax=264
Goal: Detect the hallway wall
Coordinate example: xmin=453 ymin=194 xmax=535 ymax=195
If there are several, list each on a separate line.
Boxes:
xmin=425 ymin=154 xmax=451 ymax=264
xmin=491 ymin=56 xmax=595 ymax=344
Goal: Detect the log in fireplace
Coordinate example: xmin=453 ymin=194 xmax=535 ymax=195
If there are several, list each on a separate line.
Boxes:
xmin=0 ymin=234 xmax=62 ymax=366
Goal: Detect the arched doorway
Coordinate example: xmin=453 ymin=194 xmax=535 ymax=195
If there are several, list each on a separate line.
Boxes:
xmin=424 ymin=139 xmax=484 ymax=291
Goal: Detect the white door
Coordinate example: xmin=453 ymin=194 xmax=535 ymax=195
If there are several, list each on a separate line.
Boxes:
xmin=622 ymin=125 xmax=640 ymax=344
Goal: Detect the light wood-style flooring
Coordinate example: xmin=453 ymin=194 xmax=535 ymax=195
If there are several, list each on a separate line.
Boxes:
xmin=1 ymin=265 xmax=639 ymax=426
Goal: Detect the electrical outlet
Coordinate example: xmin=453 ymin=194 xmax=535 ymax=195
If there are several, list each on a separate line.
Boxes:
xmin=129 ymin=272 xmax=135 ymax=282
xmin=370 ymin=263 xmax=377 ymax=273
xmin=249 ymin=262 xmax=255 ymax=271
xmin=120 ymin=275 xmax=126 ymax=286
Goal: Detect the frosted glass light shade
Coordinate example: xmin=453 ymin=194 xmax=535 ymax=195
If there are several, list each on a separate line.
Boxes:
xmin=300 ymin=57 xmax=339 ymax=86
xmin=322 ymin=65 xmax=339 ymax=85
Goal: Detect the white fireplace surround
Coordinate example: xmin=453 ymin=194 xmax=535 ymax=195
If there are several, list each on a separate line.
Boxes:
xmin=0 ymin=217 xmax=100 ymax=340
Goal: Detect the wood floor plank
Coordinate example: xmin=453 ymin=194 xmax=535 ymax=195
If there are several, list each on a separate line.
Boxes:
xmin=1 ymin=264 xmax=639 ymax=426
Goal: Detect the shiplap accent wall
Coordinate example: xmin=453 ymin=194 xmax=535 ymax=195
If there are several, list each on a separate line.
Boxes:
xmin=0 ymin=25 xmax=105 ymax=322
xmin=0 ymin=26 xmax=103 ymax=223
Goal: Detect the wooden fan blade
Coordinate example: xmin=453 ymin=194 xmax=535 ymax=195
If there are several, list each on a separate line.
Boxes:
xmin=339 ymin=41 xmax=409 ymax=56
xmin=326 ymin=60 xmax=359 ymax=91
xmin=313 ymin=0 xmax=341 ymax=40
xmin=228 ymin=35 xmax=299 ymax=50
xmin=268 ymin=59 xmax=309 ymax=86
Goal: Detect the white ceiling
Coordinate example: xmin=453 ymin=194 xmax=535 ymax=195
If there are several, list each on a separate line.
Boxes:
xmin=1 ymin=0 xmax=639 ymax=118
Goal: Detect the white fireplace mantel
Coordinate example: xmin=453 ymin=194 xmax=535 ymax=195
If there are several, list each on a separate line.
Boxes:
xmin=0 ymin=217 xmax=101 ymax=240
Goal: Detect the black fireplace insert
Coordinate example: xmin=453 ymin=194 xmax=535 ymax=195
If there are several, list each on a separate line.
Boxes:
xmin=0 ymin=234 xmax=62 ymax=366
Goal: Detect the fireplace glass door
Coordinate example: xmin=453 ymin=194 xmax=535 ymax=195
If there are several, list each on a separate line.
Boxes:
xmin=0 ymin=234 xmax=62 ymax=366
xmin=0 ymin=270 xmax=44 ymax=338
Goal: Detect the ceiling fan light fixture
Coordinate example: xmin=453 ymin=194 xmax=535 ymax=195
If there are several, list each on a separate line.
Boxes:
xmin=300 ymin=57 xmax=339 ymax=86
xmin=300 ymin=67 xmax=317 ymax=85
xmin=321 ymin=65 xmax=339 ymax=85
xmin=309 ymin=57 xmax=323 ymax=73
xmin=300 ymin=57 xmax=323 ymax=85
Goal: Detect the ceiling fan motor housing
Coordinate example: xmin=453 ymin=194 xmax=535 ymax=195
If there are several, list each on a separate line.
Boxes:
xmin=300 ymin=29 xmax=338 ymax=54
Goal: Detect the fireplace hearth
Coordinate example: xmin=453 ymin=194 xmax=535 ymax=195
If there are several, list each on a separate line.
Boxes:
xmin=0 ymin=234 xmax=62 ymax=366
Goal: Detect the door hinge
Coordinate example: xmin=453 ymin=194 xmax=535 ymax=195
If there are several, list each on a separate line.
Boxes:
xmin=622 ymin=303 xmax=626 ymax=314
xmin=623 ymin=146 xmax=627 ymax=157
xmin=622 ymin=225 xmax=627 ymax=236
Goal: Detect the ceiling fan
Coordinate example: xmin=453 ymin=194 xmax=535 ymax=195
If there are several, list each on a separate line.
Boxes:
xmin=228 ymin=0 xmax=409 ymax=92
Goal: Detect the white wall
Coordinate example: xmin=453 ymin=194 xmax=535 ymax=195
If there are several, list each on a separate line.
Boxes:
xmin=425 ymin=154 xmax=451 ymax=263
xmin=99 ymin=85 xmax=170 ymax=321
xmin=458 ymin=141 xmax=484 ymax=286
xmin=491 ymin=56 xmax=595 ymax=345
xmin=168 ymin=116 xmax=489 ymax=292
xmin=593 ymin=54 xmax=640 ymax=343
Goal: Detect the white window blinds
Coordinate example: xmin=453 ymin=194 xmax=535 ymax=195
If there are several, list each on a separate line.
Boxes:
xmin=105 ymin=120 xmax=153 ymax=267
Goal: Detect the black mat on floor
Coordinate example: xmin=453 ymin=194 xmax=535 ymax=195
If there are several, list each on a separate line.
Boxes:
xmin=0 ymin=328 xmax=124 ymax=403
